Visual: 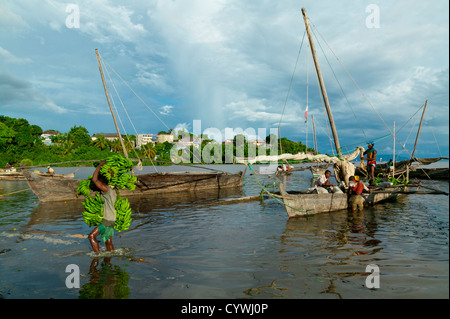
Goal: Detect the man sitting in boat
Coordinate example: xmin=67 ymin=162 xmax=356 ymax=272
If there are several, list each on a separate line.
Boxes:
xmin=362 ymin=141 xmax=377 ymax=186
xmin=348 ymin=176 xmax=370 ymax=212
xmin=312 ymin=170 xmax=343 ymax=194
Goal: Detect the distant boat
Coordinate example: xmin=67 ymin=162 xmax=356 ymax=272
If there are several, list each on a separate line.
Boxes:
xmin=0 ymin=168 xmax=26 ymax=181
xmin=355 ymin=157 xmax=449 ymax=181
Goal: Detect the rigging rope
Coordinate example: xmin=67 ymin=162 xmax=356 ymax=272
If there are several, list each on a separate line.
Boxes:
xmin=101 ymin=58 xmax=172 ymax=133
xmin=308 ymin=19 xmax=392 ymax=138
xmin=278 ymin=30 xmax=306 ymax=130
xmin=431 ymin=127 xmax=442 ymax=157
xmin=313 ymin=57 xmax=335 ymax=155
xmin=102 ymin=58 xmax=153 ymax=171
xmin=310 ymin=24 xmax=368 ymax=140
xmin=307 ymin=19 xmax=430 ymax=163
xmin=97 ymin=53 xmax=230 ymax=175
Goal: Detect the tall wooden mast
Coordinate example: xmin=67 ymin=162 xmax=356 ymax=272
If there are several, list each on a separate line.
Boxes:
xmin=411 ymin=99 xmax=428 ymax=159
xmin=301 ymin=8 xmax=341 ymax=157
xmin=311 ymin=114 xmax=318 ymax=153
xmin=95 ymin=49 xmax=129 ymax=158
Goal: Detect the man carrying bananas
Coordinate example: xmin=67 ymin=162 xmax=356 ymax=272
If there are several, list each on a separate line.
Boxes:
xmin=88 ymin=160 xmax=117 ymax=253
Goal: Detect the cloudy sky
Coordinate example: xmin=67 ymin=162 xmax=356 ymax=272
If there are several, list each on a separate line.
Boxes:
xmin=0 ymin=0 xmax=448 ymax=158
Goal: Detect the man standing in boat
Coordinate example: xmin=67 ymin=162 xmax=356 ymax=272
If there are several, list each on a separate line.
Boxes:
xmin=362 ymin=142 xmax=377 ymax=186
xmin=88 ymin=160 xmax=117 ymax=254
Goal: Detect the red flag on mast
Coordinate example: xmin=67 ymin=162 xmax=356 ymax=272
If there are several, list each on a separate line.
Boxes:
xmin=305 ymin=105 xmax=308 ymax=123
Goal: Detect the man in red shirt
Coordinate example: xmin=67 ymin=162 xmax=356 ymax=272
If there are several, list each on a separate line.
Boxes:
xmin=348 ymin=176 xmax=368 ymax=212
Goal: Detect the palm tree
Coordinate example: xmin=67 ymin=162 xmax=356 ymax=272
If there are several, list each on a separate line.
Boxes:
xmin=93 ymin=135 xmax=111 ymax=151
xmin=124 ymin=139 xmax=135 ymax=153
xmin=111 ymin=139 xmax=122 ymax=153
xmin=141 ymin=143 xmax=156 ymax=159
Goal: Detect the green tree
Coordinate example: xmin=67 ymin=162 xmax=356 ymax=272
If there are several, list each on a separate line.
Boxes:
xmin=0 ymin=123 xmax=16 ymax=148
xmin=30 ymin=125 xmax=43 ymax=137
xmin=67 ymin=125 xmax=91 ymax=149
xmin=111 ymin=139 xmax=123 ymax=153
xmin=9 ymin=118 xmax=43 ymax=149
xmin=93 ymin=135 xmax=111 ymax=151
xmin=50 ymin=134 xmax=67 ymax=145
xmin=141 ymin=143 xmax=156 ymax=159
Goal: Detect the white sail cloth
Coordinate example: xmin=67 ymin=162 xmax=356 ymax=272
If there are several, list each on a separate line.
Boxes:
xmin=237 ymin=146 xmax=366 ymax=186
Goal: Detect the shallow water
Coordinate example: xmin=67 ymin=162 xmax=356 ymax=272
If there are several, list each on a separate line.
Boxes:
xmin=0 ymin=164 xmax=448 ymax=299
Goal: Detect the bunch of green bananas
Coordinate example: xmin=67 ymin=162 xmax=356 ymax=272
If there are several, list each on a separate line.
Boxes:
xmin=77 ymin=177 xmax=94 ymax=197
xmin=114 ymin=195 xmax=132 ymax=232
xmin=99 ymin=155 xmax=137 ymax=191
xmin=77 ymin=155 xmax=137 ymax=231
xmin=81 ymin=193 xmax=104 ymax=227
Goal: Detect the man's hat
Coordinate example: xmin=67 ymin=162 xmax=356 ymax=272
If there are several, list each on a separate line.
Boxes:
xmin=367 ymin=141 xmax=374 ymax=146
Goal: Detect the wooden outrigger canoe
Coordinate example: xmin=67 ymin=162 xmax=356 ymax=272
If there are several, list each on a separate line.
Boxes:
xmin=277 ymin=182 xmax=398 ymax=218
xmin=22 ymin=169 xmax=243 ymax=202
xmin=0 ymin=169 xmax=26 ymax=181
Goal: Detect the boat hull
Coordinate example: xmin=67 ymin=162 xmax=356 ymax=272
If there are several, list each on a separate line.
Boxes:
xmin=22 ymin=170 xmax=244 ymax=202
xmin=278 ymin=183 xmax=398 ymax=218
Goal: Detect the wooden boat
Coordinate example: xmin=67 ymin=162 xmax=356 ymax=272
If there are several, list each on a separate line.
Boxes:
xmin=278 ymin=182 xmax=398 ymax=217
xmin=0 ymin=169 xmax=26 ymax=181
xmin=355 ymin=157 xmax=449 ymax=181
xmin=22 ymin=169 xmax=243 ymax=202
xmin=408 ymin=167 xmax=448 ymax=180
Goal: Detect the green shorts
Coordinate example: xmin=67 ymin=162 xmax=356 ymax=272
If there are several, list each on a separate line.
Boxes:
xmin=98 ymin=223 xmax=114 ymax=242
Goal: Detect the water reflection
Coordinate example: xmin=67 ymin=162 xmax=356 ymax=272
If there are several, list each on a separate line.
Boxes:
xmin=246 ymin=206 xmax=390 ymax=298
xmin=1 ymin=170 xmax=447 ymax=299
xmin=79 ymin=258 xmax=130 ymax=299
xmin=25 ymin=187 xmax=243 ymax=228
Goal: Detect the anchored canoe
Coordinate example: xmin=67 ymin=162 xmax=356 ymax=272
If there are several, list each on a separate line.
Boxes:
xmin=0 ymin=169 xmax=26 ymax=181
xmin=278 ymin=182 xmax=398 ymax=218
xmin=22 ymin=169 xmax=243 ymax=202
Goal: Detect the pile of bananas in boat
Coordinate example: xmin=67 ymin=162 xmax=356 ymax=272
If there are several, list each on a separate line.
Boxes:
xmin=77 ymin=155 xmax=137 ymax=232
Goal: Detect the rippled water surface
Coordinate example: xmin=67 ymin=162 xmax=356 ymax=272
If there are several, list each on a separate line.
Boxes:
xmin=0 ymin=165 xmax=448 ymax=299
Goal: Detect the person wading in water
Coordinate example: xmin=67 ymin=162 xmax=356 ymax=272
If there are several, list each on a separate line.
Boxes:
xmin=88 ymin=160 xmax=117 ymax=253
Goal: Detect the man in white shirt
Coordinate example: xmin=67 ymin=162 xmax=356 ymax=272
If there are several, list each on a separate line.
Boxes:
xmin=314 ymin=170 xmax=334 ymax=187
xmin=313 ymin=170 xmax=343 ymax=193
